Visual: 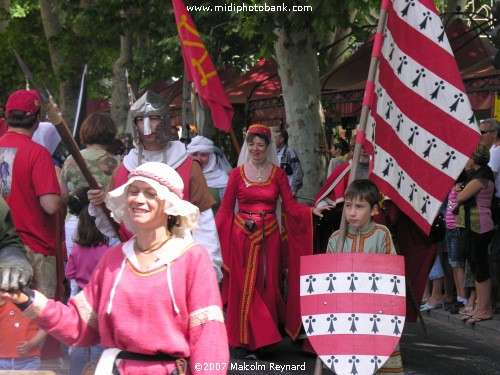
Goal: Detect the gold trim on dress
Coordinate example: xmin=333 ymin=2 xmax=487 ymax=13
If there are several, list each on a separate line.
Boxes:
xmin=22 ymin=291 xmax=48 ymax=320
xmin=189 ymin=305 xmax=224 ymax=328
xmin=237 ymin=217 xmax=279 ymax=344
xmin=239 ymin=165 xmax=278 ymax=187
xmin=74 ymin=292 xmax=99 ymax=331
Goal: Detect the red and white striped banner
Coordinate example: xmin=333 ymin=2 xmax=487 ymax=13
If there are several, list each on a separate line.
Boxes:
xmin=300 ymin=253 xmax=406 ymax=375
xmin=365 ymin=0 xmax=480 ymax=233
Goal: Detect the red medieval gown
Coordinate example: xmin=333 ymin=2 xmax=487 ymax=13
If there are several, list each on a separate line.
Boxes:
xmin=216 ymin=165 xmax=313 ymax=350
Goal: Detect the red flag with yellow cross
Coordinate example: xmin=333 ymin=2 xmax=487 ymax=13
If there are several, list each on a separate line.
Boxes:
xmin=172 ymin=0 xmax=234 ymax=132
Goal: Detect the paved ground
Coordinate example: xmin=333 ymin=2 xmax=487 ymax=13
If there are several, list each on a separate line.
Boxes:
xmin=38 ymin=308 xmax=500 ymax=374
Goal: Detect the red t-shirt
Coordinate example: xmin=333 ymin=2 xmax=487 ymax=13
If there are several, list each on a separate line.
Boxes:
xmin=0 ymin=132 xmax=60 ymax=255
xmin=0 ymin=119 xmax=7 ymax=138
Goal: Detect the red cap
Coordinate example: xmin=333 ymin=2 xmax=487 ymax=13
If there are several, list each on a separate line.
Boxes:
xmin=248 ymin=124 xmax=271 ymax=138
xmin=6 ymin=90 xmax=41 ymax=117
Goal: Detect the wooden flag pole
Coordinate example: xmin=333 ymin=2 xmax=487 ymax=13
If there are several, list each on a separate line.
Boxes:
xmin=334 ymin=1 xmax=390 ymax=253
xmin=313 ymin=2 xmax=390 ymax=375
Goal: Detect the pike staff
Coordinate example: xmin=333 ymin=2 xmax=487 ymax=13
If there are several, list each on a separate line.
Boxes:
xmin=13 ymin=51 xmax=121 ymax=239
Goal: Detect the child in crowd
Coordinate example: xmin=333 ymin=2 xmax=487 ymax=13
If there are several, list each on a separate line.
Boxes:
xmin=445 ymin=171 xmax=469 ymax=313
xmin=65 ymin=186 xmax=113 ymax=375
xmin=327 ymin=179 xmax=403 ymax=375
xmin=0 ymin=250 xmax=47 ymax=371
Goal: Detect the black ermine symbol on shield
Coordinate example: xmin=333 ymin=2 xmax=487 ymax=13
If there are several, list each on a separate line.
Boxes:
xmin=306 ymin=275 xmax=316 ymax=294
xmin=385 ymin=100 xmax=394 ymax=120
xmin=469 ymin=114 xmax=476 ymax=124
xmin=382 ymin=158 xmax=394 ymax=177
xmin=327 ymin=314 xmax=337 ymax=333
xmin=348 ymin=273 xmax=358 ymax=292
xmin=409 ymin=183 xmax=417 ymax=202
xmin=430 ymin=80 xmax=445 ymax=100
xmin=372 ymin=356 xmax=383 ymax=372
xmin=421 ymin=195 xmax=431 ymax=215
xmin=327 ymin=356 xmax=338 ymax=373
xmin=441 ymin=151 xmax=456 ymax=170
xmin=326 ymin=274 xmax=336 ymax=293
xmin=401 ymin=0 xmax=415 ymax=17
xmin=305 ymin=315 xmax=316 ymax=334
xmin=349 ymin=314 xmax=359 ymax=333
xmin=408 ymin=126 xmax=419 ymax=145
xmin=389 ymin=42 xmax=395 ymax=61
xmin=419 ymin=10 xmax=432 ymax=30
xmin=391 ymin=276 xmax=401 ymax=295
xmin=397 ymin=56 xmax=408 ymax=75
xmin=449 ymin=93 xmax=464 ymax=112
xmin=392 ymin=316 xmax=402 ymax=335
xmin=396 ymin=113 xmax=403 ymax=132
xmin=438 ymin=25 xmax=446 ymax=42
xmin=423 ymin=138 xmax=437 ymax=158
xmin=349 ymin=355 xmax=360 ymax=375
xmin=369 ymin=273 xmax=380 ymax=292
xmin=412 ymin=68 xmax=426 ymax=87
xmin=397 ymin=171 xmax=405 ymax=191
xmin=371 ymin=314 xmax=381 ymax=334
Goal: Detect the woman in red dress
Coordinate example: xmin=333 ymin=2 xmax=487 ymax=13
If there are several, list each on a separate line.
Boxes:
xmin=215 ymin=124 xmax=328 ymax=358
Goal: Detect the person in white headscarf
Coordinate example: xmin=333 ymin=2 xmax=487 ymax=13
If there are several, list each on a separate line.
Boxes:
xmin=187 ymin=136 xmax=229 ymax=214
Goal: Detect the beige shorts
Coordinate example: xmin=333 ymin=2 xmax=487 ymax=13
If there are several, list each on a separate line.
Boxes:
xmin=31 ymin=252 xmax=56 ymax=299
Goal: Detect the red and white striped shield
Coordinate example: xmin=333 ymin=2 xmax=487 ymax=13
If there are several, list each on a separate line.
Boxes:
xmin=300 ymin=253 xmax=405 ymax=375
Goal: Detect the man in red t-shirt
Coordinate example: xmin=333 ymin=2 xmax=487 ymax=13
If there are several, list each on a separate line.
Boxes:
xmin=0 ymin=90 xmax=63 ymax=298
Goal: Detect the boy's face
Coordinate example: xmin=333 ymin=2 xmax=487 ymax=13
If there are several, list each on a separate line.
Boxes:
xmin=344 ymin=197 xmax=378 ymax=230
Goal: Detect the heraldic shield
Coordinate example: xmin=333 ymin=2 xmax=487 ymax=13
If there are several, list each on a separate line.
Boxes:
xmin=300 ymin=253 xmax=406 ymax=375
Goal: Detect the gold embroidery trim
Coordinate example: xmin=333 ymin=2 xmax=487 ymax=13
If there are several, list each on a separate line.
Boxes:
xmin=238 ymin=218 xmax=279 ymax=344
xmin=239 ymin=165 xmax=278 ymax=187
xmin=74 ymin=292 xmax=98 ymax=331
xmin=189 ymin=305 xmax=224 ymax=328
xmin=22 ymin=291 xmax=48 ymax=320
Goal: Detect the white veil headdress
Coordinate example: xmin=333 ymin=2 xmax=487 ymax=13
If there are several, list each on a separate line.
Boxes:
xmin=237 ymin=124 xmax=279 ymax=167
xmin=236 ymin=124 xmax=281 ymax=226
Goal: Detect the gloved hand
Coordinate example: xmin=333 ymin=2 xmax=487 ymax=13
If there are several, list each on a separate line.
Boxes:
xmin=0 ymin=246 xmax=33 ymax=291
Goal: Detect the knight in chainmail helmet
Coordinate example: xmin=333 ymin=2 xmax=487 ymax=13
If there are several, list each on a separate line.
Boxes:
xmin=88 ymin=91 xmax=223 ymax=282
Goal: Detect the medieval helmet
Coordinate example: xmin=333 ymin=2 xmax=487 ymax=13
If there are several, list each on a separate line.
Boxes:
xmin=130 ymin=90 xmax=171 ymax=145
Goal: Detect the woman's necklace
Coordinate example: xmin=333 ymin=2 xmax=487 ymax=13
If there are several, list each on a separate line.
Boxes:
xmin=135 ymin=234 xmax=171 ymax=254
xmin=249 ymin=160 xmax=268 ymax=182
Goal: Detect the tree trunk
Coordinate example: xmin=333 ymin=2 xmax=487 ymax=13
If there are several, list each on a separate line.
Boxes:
xmin=39 ymin=0 xmax=79 ymax=129
xmin=111 ymin=28 xmax=133 ymax=135
xmin=274 ymin=27 xmax=327 ymax=202
xmin=0 ymin=0 xmax=10 ymax=33
xmin=322 ymin=9 xmax=358 ymax=73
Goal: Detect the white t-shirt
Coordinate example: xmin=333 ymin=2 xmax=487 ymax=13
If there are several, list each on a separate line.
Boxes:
xmin=488 ymin=144 xmax=500 ymax=197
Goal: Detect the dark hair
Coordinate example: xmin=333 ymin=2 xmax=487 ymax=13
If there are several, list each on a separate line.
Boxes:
xmin=344 ymin=179 xmax=381 ymax=208
xmin=6 ymin=109 xmax=40 ymax=129
xmin=277 ymin=129 xmax=288 ymax=144
xmin=332 ymin=138 xmax=349 ymax=154
xmin=107 ymin=138 xmax=125 ymax=156
xmin=245 ymin=132 xmax=270 ymax=145
xmin=79 ymin=112 xmax=117 ymax=146
xmin=68 ymin=186 xmax=109 ymax=247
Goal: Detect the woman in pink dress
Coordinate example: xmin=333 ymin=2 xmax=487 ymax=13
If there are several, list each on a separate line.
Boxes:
xmin=1 ymin=162 xmax=229 ymax=374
